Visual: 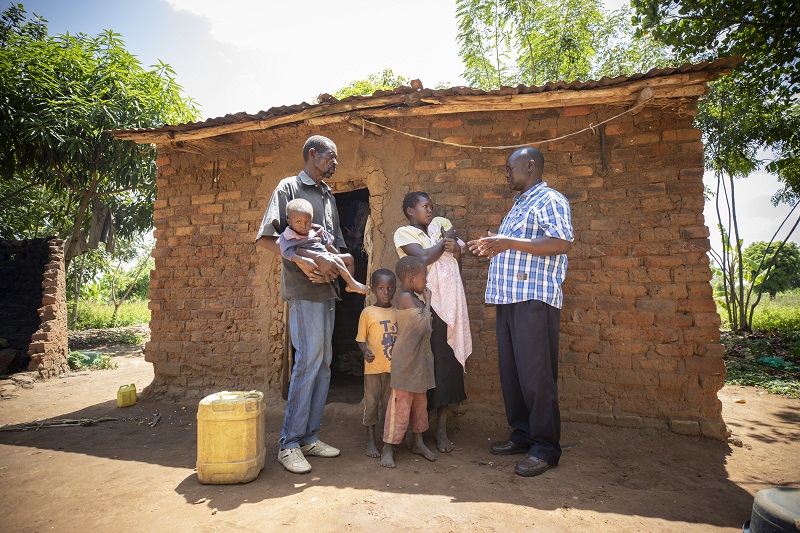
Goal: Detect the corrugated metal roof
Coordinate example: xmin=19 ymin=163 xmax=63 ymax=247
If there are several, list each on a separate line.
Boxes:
xmin=112 ymin=57 xmax=739 ymax=138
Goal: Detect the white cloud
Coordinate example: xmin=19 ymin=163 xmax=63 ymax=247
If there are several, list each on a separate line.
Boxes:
xmin=163 ymin=0 xmax=466 ymax=96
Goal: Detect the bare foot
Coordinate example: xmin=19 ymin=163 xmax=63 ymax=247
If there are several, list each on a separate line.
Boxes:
xmin=435 ymin=406 xmax=454 ymax=452
xmin=366 ymin=426 xmax=380 ymax=457
xmin=380 ymin=444 xmax=395 ymax=468
xmin=345 ymin=281 xmax=369 ymax=294
xmin=436 ymin=428 xmax=454 ymax=453
xmin=410 ymin=433 xmax=437 ymax=462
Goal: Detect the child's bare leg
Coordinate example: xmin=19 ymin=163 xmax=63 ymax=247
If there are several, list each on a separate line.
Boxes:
xmin=435 ymin=405 xmax=454 ymax=453
xmin=404 ymin=427 xmax=414 ymax=450
xmin=380 ymin=442 xmax=395 ymax=468
xmin=410 ymin=433 xmax=437 ymax=462
xmin=340 ymin=253 xmax=355 ymax=276
xmin=366 ymin=425 xmax=380 ymax=457
xmin=333 ymin=256 xmax=368 ymax=294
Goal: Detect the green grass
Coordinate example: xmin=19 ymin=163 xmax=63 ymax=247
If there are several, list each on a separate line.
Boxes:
xmin=750 ymin=290 xmax=800 ymax=330
xmin=71 ymin=300 xmax=150 ymax=330
xmin=719 ymin=290 xmax=800 ymax=398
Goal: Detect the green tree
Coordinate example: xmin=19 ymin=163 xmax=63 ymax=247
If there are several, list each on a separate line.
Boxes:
xmin=744 ymin=241 xmax=800 ymax=298
xmin=700 ymin=74 xmax=800 ymax=332
xmin=65 ymin=234 xmax=153 ymax=328
xmin=632 ymin=0 xmax=800 ymax=331
xmin=333 ymin=69 xmax=411 ymax=99
xmin=589 ymin=5 xmax=674 ymax=79
xmin=631 ymin=0 xmax=800 ymax=102
xmin=101 ymin=235 xmax=153 ymax=326
xmin=455 ymin=0 xmax=675 ymax=90
xmin=0 ymin=4 xmax=199 ymax=267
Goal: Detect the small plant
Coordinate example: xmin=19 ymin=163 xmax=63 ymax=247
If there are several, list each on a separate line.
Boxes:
xmin=92 ymin=354 xmax=118 ymax=370
xmin=68 ymin=350 xmax=88 ymax=370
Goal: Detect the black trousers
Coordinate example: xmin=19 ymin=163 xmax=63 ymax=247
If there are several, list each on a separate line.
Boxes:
xmin=496 ymin=299 xmax=561 ymax=465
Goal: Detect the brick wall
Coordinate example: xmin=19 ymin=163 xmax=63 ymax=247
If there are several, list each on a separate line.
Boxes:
xmin=0 ymin=238 xmax=69 ymax=378
xmin=146 ymin=98 xmax=726 ymax=439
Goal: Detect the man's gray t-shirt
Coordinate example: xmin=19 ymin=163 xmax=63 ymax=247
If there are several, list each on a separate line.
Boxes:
xmin=255 ymin=171 xmax=345 ymax=302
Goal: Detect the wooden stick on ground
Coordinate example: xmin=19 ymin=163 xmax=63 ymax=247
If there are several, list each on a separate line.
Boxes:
xmin=0 ymin=417 xmax=118 ymax=432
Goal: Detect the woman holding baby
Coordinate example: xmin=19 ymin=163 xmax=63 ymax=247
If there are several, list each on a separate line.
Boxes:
xmin=393 ymin=191 xmax=472 ymax=453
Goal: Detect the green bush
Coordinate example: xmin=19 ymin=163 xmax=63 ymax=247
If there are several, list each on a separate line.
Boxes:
xmin=71 ymin=300 xmax=150 ymax=330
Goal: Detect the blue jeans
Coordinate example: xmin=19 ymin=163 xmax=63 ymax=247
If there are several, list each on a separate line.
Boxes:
xmin=279 ymin=298 xmax=335 ymax=450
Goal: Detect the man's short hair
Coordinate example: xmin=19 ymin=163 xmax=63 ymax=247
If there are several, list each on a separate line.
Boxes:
xmin=395 ymin=255 xmax=426 ymax=283
xmin=302 ymin=135 xmax=336 ymax=161
xmin=371 ymin=268 xmax=396 ymax=286
xmin=286 ymin=198 xmax=313 ymax=217
xmin=514 ymin=146 xmax=545 ymax=171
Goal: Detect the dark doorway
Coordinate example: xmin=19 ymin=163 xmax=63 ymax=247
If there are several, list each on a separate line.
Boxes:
xmin=327 ymin=188 xmax=370 ymax=404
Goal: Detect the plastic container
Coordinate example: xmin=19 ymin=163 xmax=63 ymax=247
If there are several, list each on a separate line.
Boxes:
xmin=196 ymin=390 xmax=265 ymax=485
xmin=743 ymin=487 xmax=800 ymax=533
xmin=79 ymin=351 xmax=102 ymax=365
xmin=117 ymin=384 xmax=137 ymax=407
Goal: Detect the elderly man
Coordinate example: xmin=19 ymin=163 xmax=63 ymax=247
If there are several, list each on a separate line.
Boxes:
xmin=468 ymin=146 xmax=573 ymax=477
xmin=255 ymin=135 xmax=344 ymax=474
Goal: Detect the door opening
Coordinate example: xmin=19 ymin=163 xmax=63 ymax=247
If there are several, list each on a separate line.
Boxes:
xmin=327 ymin=188 xmax=370 ymax=404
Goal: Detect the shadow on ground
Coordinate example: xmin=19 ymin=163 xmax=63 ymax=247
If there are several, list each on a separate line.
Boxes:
xmin=0 ymin=395 xmax=756 ymax=529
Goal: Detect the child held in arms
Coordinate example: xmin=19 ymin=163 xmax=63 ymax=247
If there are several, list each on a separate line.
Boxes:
xmin=278 ymin=198 xmax=368 ymax=294
xmin=381 ymin=256 xmax=437 ymax=468
xmin=356 ymin=269 xmax=398 ymax=457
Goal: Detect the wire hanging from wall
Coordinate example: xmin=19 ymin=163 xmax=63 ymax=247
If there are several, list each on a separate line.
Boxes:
xmin=359 ymin=88 xmax=654 ymax=151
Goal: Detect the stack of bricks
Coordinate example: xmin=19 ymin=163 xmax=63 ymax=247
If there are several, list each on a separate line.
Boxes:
xmin=28 ymin=238 xmax=69 ymax=378
xmin=0 ymin=238 xmax=69 ymax=378
xmin=146 ymin=94 xmax=726 ymax=439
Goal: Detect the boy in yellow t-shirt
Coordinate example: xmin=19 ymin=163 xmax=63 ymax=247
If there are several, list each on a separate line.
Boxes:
xmin=356 ymin=269 xmax=398 ymax=457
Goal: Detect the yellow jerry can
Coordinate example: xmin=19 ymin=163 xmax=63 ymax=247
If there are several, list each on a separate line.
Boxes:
xmin=117 ymin=384 xmax=137 ymax=408
xmin=196 ymin=390 xmax=266 ymax=484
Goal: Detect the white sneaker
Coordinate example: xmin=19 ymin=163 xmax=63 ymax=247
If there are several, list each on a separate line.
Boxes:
xmin=300 ymin=440 xmax=340 ymax=458
xmin=278 ymin=447 xmax=311 ymax=474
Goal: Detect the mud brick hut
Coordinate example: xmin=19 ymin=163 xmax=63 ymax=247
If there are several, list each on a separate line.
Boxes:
xmin=113 ymin=58 xmax=737 ymax=439
xmin=0 ymin=237 xmax=69 ymax=378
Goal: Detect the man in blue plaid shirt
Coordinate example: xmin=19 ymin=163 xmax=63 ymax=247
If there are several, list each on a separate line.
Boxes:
xmin=468 ymin=146 xmax=573 ymax=477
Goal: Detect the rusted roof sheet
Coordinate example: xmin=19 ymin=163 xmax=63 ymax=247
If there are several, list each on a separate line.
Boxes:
xmin=112 ymin=57 xmax=739 ymax=139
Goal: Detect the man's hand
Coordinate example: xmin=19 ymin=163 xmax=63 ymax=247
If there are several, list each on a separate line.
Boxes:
xmin=293 ymin=256 xmax=328 ymax=283
xmin=312 ymin=253 xmax=339 ymax=282
xmin=468 ymin=232 xmax=571 ymax=257
xmin=467 ymin=231 xmax=510 ymax=258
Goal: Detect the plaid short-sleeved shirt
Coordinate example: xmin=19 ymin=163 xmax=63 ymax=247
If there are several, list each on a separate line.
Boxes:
xmin=485 ymin=182 xmax=573 ymax=308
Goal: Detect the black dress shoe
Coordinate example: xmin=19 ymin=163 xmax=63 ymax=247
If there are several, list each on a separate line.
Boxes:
xmin=514 ymin=455 xmax=556 ymax=477
xmin=489 ymin=440 xmax=528 ymax=455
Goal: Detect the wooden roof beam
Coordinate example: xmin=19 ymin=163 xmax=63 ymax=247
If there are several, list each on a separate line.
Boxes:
xmin=115 ymin=72 xmax=715 ymax=145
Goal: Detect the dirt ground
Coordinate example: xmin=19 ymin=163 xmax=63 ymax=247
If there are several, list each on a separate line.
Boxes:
xmin=0 ymin=346 xmax=798 ymax=533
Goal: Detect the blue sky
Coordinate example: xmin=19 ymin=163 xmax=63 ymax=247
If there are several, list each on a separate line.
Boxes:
xmin=16 ymin=0 xmax=795 ymax=250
